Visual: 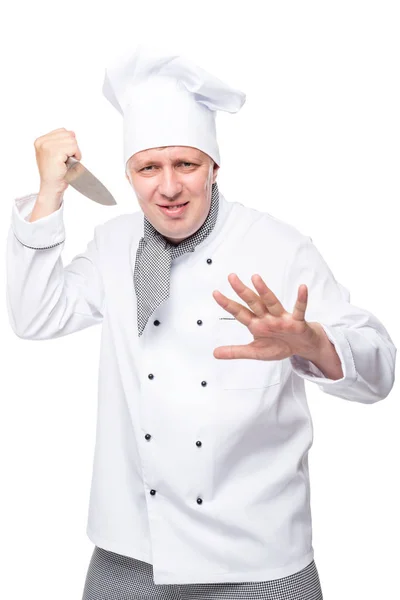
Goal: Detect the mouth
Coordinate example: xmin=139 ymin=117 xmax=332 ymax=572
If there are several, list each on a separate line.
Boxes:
xmin=157 ymin=201 xmax=189 ymax=216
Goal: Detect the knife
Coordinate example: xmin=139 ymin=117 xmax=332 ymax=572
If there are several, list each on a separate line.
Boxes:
xmin=64 ymin=156 xmax=117 ymax=206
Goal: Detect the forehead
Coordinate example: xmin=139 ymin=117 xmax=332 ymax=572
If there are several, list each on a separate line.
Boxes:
xmin=132 ymin=146 xmax=203 ymax=163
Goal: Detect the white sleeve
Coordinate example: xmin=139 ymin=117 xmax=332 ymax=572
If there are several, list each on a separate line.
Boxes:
xmin=283 ymin=236 xmax=396 ymax=404
xmin=6 ymin=193 xmax=105 ymax=340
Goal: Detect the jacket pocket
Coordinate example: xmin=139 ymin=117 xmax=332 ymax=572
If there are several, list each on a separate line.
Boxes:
xmin=214 ymin=316 xmax=282 ymax=390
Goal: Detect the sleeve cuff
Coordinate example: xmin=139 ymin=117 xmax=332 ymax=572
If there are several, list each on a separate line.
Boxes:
xmin=290 ymin=323 xmax=358 ymax=386
xmin=11 ymin=193 xmax=65 ymax=249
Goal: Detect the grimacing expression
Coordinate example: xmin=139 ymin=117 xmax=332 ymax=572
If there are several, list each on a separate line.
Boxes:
xmin=125 ymin=146 xmax=219 ymax=245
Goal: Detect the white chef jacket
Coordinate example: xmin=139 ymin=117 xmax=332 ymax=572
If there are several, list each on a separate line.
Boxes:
xmin=6 ymin=191 xmax=396 ymax=584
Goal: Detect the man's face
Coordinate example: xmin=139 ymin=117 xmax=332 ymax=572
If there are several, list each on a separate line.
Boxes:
xmin=125 ymin=146 xmax=219 ymax=245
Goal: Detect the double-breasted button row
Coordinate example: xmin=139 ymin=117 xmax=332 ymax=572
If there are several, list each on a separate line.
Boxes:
xmin=144 ymin=433 xmax=203 ymax=504
xmin=147 ymin=373 xmax=207 ymax=386
xmin=146 ymin=259 xmax=212 ymax=506
xmin=149 ymin=488 xmax=203 ymax=504
xmin=153 ymin=319 xmax=203 ymax=327
xmin=144 ymin=433 xmax=202 ymax=448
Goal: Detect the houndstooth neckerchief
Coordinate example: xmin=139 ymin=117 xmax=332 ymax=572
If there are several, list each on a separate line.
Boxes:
xmin=133 ymin=182 xmax=220 ymax=337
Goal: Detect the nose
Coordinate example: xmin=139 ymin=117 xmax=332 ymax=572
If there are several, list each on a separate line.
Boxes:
xmin=157 ymin=168 xmax=183 ymax=199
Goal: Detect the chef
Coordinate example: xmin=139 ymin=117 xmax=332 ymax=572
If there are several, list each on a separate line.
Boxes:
xmin=6 ymin=43 xmax=396 ymax=600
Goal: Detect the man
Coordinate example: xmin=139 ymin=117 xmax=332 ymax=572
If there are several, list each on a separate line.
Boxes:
xmin=6 ymin=44 xmax=396 ymax=600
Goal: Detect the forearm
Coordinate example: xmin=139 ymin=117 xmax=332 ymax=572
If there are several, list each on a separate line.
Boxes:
xmin=7 ymin=193 xmax=104 ymax=340
xmin=29 ymin=188 xmax=64 ymax=222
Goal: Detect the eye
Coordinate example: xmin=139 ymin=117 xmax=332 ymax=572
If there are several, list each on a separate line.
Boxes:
xmin=140 ymin=162 xmax=194 ymax=172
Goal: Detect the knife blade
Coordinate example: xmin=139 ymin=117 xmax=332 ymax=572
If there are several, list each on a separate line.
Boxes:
xmin=65 ymin=156 xmax=117 ymax=205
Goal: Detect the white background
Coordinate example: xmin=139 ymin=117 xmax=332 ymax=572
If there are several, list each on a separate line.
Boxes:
xmin=1 ymin=1 xmax=399 ymax=598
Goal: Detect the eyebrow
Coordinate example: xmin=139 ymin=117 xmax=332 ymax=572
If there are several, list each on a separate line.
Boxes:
xmin=135 ymin=155 xmax=200 ymax=167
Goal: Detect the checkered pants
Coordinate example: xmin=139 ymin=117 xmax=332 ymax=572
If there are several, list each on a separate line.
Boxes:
xmin=82 ymin=546 xmax=323 ymax=599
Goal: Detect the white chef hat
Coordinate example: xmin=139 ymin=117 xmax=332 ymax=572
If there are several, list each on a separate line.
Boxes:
xmin=101 ymin=43 xmax=246 ymax=170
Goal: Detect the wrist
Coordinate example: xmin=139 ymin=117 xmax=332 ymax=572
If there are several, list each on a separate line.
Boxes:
xmin=37 ymin=188 xmax=64 ymax=206
xmin=295 ymin=322 xmax=324 ymax=362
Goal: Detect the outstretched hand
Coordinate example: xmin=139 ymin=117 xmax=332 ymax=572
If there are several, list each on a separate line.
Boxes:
xmin=212 ymin=273 xmax=321 ymax=361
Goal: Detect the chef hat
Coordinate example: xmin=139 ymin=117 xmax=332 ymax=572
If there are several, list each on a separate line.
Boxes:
xmin=101 ymin=43 xmax=246 ymax=170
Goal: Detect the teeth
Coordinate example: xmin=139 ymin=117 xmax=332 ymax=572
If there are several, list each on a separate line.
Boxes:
xmin=165 ymin=203 xmax=185 ymax=209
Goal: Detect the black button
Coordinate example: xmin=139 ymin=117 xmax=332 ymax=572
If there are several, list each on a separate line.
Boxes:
xmin=148 ymin=374 xmax=154 ymax=380
xmin=197 ymin=319 xmax=203 ymax=326
xmin=201 ymin=381 xmax=207 ymax=387
xmin=197 ymin=497 xmax=203 ymax=504
xmin=145 ymin=434 xmax=151 ymax=440
xmin=150 ymin=489 xmax=156 ymax=495
xmin=154 ymin=320 xmax=160 ymax=326
xmin=206 ymin=258 xmax=212 ymax=264
xmin=196 ymin=440 xmax=202 ymax=447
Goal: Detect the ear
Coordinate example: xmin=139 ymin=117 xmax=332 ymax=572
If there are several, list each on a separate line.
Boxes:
xmin=212 ymin=163 xmax=220 ymax=183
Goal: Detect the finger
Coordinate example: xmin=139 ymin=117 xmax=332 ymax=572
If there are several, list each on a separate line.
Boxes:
xmin=213 ymin=343 xmax=260 ymax=360
xmin=225 ymin=273 xmax=268 ymax=319
xmin=212 ymin=289 xmax=254 ymax=327
xmin=292 ymin=284 xmax=308 ymax=321
xmin=251 ymin=274 xmax=285 ymax=317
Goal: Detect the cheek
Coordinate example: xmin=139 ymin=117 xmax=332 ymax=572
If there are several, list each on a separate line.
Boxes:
xmin=134 ymin=178 xmax=150 ymax=192
xmin=132 ymin=181 xmax=155 ymax=204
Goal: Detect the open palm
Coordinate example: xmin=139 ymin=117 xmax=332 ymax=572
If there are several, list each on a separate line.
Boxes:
xmin=212 ymin=273 xmax=319 ymax=361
